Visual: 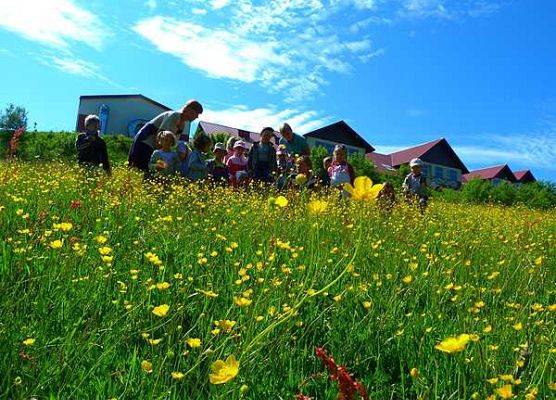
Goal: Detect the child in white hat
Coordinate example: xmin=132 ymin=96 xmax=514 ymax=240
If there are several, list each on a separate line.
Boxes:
xmin=207 ymin=142 xmax=229 ymax=184
xmin=226 ymin=140 xmax=249 ymax=187
xmin=402 ymin=158 xmax=428 ymax=212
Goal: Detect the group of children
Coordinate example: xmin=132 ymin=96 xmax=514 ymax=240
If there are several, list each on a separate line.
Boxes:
xmin=146 ymin=126 xmax=359 ymax=191
xmin=76 ymin=115 xmax=430 ymax=210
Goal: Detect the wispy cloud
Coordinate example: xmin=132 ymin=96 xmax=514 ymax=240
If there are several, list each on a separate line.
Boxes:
xmin=37 ymin=54 xmax=119 ymax=87
xmin=202 ymin=104 xmax=334 ymax=134
xmin=400 ymin=0 xmax=503 ymax=20
xmin=0 ymin=0 xmax=108 ymax=50
xmin=133 ymin=1 xmax=383 ymax=100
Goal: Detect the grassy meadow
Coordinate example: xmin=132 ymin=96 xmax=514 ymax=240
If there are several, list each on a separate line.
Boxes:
xmin=0 ymin=161 xmax=555 ymax=400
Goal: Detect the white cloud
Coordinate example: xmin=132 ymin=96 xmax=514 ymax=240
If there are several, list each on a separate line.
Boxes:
xmin=37 ymin=54 xmax=118 ymax=86
xmin=133 ymin=16 xmax=283 ymax=82
xmin=210 ymin=0 xmax=231 ymax=10
xmin=134 ymin=3 xmax=379 ymax=99
xmin=0 ymin=0 xmax=107 ymax=49
xmin=202 ymin=104 xmax=334 ymax=134
xmin=192 ymin=8 xmax=208 ymax=15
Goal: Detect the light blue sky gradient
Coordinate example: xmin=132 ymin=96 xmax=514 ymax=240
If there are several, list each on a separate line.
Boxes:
xmin=0 ymin=0 xmax=555 ymax=181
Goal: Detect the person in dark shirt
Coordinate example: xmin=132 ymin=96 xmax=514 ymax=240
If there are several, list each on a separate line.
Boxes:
xmin=76 ymin=115 xmax=111 ymax=175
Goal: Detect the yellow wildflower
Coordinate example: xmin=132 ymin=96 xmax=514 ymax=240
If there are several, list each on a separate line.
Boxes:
xmin=22 ymin=338 xmax=35 ymax=346
xmin=495 ymin=384 xmax=514 ymax=399
xmin=343 ymin=176 xmax=384 ymax=201
xmin=152 ymin=304 xmax=170 ymax=317
xmin=186 ymin=338 xmax=202 ymax=348
xmin=141 ymin=360 xmax=153 ymax=373
xmin=209 ymin=355 xmax=239 ymax=385
xmin=435 ymin=334 xmax=471 ymax=353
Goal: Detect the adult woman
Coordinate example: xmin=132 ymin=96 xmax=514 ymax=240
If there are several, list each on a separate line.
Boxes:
xmin=128 ymin=100 xmax=203 ymax=171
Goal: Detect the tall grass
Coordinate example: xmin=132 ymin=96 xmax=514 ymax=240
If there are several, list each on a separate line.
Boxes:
xmin=0 ymin=162 xmax=554 ymax=399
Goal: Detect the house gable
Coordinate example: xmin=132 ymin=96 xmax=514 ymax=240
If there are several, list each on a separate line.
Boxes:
xmin=304 ymin=121 xmax=375 ymax=153
xmin=514 ymin=170 xmax=536 ymax=183
xmin=420 ymin=139 xmax=469 ymax=173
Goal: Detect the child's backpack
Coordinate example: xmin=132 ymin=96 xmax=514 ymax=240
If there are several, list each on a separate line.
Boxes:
xmin=330 ymin=164 xmax=351 ymax=187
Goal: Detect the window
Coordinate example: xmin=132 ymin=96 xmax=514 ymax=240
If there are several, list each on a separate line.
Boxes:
xmin=448 ymin=169 xmax=457 ymax=182
xmin=422 ymin=164 xmax=430 ymax=177
xmin=434 ymin=166 xmax=443 ymax=180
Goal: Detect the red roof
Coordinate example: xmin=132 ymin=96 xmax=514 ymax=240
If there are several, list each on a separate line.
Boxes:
xmin=462 ymin=164 xmax=517 ymax=183
xmin=389 ymin=138 xmax=443 ymax=167
xmin=366 ymin=138 xmax=469 ymax=173
xmin=197 ymin=121 xmax=280 ymax=148
xmin=514 ymin=170 xmax=536 ymax=183
xmin=366 ymin=152 xmax=394 ymax=171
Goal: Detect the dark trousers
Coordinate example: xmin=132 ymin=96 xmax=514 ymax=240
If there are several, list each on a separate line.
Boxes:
xmin=253 ymin=162 xmax=273 ymax=182
xmin=128 ymin=123 xmax=158 ymax=171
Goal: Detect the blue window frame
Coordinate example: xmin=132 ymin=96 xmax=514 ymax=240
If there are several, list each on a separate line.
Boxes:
xmin=448 ymin=169 xmax=457 ymax=182
xmin=422 ymin=164 xmax=430 ymax=177
xmin=434 ymin=166 xmax=443 ymax=180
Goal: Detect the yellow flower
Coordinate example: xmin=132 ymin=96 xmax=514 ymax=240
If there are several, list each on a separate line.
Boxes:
xmin=402 ymin=275 xmax=413 ymax=284
xmin=343 ymin=176 xmax=384 ymax=201
xmin=22 ymin=338 xmax=35 ymax=346
xmin=495 ymin=384 xmax=514 ymax=399
xmin=234 ymin=296 xmax=252 ymax=307
xmin=101 ymin=255 xmax=113 ymax=264
xmin=363 ymin=301 xmax=372 ymax=309
xmin=295 ymin=173 xmax=308 ymax=186
xmin=209 ymin=355 xmax=239 ymax=385
xmin=98 ymin=246 xmax=112 ymax=255
xmin=53 ymin=222 xmax=73 ymax=232
xmin=214 ymin=320 xmax=236 ymax=332
xmin=199 ymin=289 xmax=219 ymax=298
xmin=156 ymin=282 xmax=170 ymax=291
xmin=307 ymin=199 xmax=328 ymax=215
xmin=186 ymin=338 xmax=202 ymax=348
xmin=274 ymin=196 xmax=288 ymax=208
xmin=171 ymin=371 xmax=185 ymax=380
xmin=435 ymin=334 xmax=471 ymax=353
xmin=141 ymin=360 xmax=153 ymax=373
xmin=148 ymin=338 xmax=162 ymax=346
xmin=410 ymin=368 xmax=419 ymax=378
xmin=49 ymin=239 xmax=63 ymax=249
xmin=483 ymin=325 xmax=492 ymax=333
xmin=152 ymin=304 xmax=170 ymax=317
xmin=513 ymin=322 xmax=523 ymax=331
xmin=95 ymin=235 xmax=108 ymax=244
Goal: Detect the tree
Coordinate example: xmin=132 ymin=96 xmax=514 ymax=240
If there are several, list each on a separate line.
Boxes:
xmin=0 ymin=104 xmax=28 ymax=131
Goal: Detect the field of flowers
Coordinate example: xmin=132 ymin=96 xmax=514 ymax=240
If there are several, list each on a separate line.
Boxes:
xmin=0 ymin=161 xmax=554 ymax=400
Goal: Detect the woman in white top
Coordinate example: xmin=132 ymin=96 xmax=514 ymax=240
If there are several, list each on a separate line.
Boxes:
xmin=128 ymin=100 xmax=203 ymax=171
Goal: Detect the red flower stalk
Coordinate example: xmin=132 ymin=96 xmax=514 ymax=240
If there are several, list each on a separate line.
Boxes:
xmin=70 ymin=200 xmax=82 ymax=209
xmin=295 ymin=394 xmax=313 ymax=400
xmin=315 ymin=347 xmax=369 ymax=400
xmin=7 ymin=127 xmax=25 ymax=158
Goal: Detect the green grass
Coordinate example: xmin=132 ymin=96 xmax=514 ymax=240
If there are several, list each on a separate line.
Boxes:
xmin=0 ymin=161 xmax=554 ymax=400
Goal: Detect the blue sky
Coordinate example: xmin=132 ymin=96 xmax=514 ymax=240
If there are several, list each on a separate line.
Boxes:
xmin=0 ymin=0 xmax=555 ymax=181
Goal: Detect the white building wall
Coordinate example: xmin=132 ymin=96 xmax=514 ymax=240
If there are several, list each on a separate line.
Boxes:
xmin=306 ymin=137 xmax=365 ymax=154
xmin=77 ymin=97 xmax=170 ymax=136
xmin=422 ymin=162 xmax=462 ymax=188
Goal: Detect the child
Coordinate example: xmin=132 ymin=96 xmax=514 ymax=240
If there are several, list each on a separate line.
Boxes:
xmin=226 ymin=140 xmax=249 ymax=186
xmin=224 ymin=136 xmax=239 ymax=164
xmin=377 ymin=181 xmax=396 ymax=212
xmin=328 ymin=145 xmax=355 ymax=188
xmin=276 ymin=145 xmax=292 ymax=174
xmin=149 ymin=131 xmax=180 ymax=176
xmin=291 ymin=155 xmax=318 ymax=190
xmin=183 ymin=133 xmax=212 ymax=181
xmin=248 ymin=127 xmax=277 ymax=182
xmin=76 ymin=115 xmax=111 ymax=174
xmin=207 ymin=142 xmax=229 ymax=184
xmin=319 ymin=156 xmax=332 ymax=187
xmin=402 ymin=158 xmax=428 ymax=213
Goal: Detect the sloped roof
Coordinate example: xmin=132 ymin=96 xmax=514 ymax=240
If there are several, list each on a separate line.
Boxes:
xmin=366 ymin=152 xmax=394 ymax=171
xmin=197 ymin=121 xmax=280 ymax=146
xmin=369 ymin=138 xmax=469 ymax=173
xmin=79 ymin=94 xmax=171 ymax=111
xmin=462 ymin=164 xmax=517 ymax=183
xmin=388 ymin=138 xmax=443 ymax=167
xmin=514 ymin=170 xmax=536 ymax=183
xmin=304 ymin=121 xmax=375 ymax=153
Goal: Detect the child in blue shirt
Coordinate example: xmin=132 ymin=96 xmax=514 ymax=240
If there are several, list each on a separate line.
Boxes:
xmin=149 ymin=131 xmax=180 ymax=176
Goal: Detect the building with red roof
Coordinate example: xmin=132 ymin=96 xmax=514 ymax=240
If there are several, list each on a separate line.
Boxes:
xmin=513 ymin=170 xmax=536 ymax=184
xmin=367 ymin=138 xmax=469 ymax=188
xmin=462 ymin=164 xmax=517 ymax=184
